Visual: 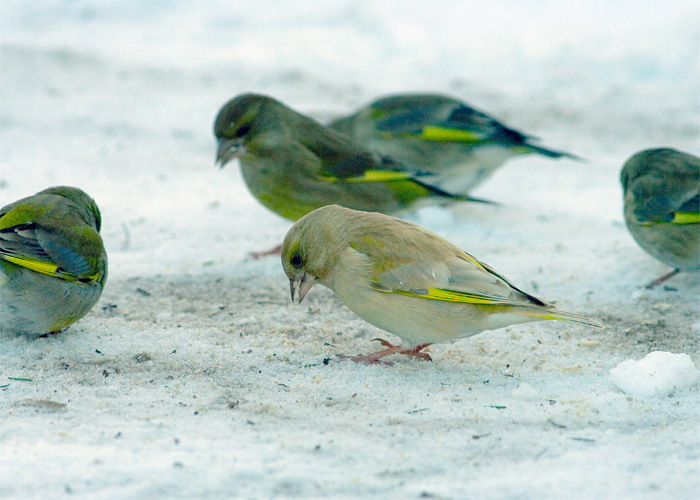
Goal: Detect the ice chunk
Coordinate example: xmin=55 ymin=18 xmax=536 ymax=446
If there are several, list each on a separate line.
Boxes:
xmin=610 ymin=351 xmax=699 ymax=398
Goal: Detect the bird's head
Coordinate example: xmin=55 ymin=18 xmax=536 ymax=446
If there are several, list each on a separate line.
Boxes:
xmin=213 ymin=93 xmax=270 ymax=168
xmin=280 ymin=206 xmax=348 ymax=304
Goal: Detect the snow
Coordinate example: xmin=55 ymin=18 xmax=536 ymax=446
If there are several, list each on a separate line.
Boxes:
xmin=1 ymin=0 xmax=699 ymax=499
xmin=610 ymin=351 xmax=700 ymax=398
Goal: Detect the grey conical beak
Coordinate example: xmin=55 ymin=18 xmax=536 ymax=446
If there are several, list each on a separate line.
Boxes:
xmin=290 ymin=273 xmax=315 ymax=305
xmin=216 ymin=138 xmax=245 ymax=168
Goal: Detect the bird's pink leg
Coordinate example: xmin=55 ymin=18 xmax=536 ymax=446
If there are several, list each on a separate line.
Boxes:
xmin=378 ymin=340 xmax=433 ymax=361
xmin=338 ymin=339 xmax=432 ymax=365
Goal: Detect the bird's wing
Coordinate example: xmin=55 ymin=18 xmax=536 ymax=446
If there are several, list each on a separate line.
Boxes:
xmin=366 ymin=244 xmax=546 ymax=308
xmin=626 ymin=149 xmax=700 ymax=225
xmin=368 ymin=96 xmax=525 ymax=145
xmin=300 ymin=126 xmax=433 ymax=183
xmin=318 ymin=151 xmax=423 ymax=183
xmin=632 ymin=186 xmax=700 ymax=226
xmin=0 ymin=201 xmax=100 ymax=283
xmin=674 ymin=193 xmax=700 ymax=224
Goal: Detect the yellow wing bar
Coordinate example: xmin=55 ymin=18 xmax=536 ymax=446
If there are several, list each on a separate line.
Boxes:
xmin=420 ymin=126 xmax=481 ymax=143
xmin=672 ymin=212 xmax=700 ymax=224
xmin=372 ymin=284 xmax=512 ymax=305
xmin=1 ymin=254 xmax=100 ymax=284
xmin=320 ymin=171 xmax=415 ymax=183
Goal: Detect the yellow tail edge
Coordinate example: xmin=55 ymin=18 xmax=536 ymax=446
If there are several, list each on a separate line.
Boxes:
xmin=523 ymin=309 xmax=607 ymax=329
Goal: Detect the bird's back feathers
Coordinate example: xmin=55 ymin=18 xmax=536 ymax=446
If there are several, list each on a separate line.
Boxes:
xmin=0 ymin=188 xmax=106 ymax=284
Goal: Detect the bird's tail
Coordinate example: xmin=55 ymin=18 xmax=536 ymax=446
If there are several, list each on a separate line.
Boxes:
xmin=412 ymin=177 xmax=499 ymax=206
xmin=521 ymin=307 xmax=606 ymax=329
xmin=520 ymin=142 xmax=584 ymax=162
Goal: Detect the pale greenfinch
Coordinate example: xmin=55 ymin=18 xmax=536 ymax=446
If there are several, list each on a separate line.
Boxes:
xmin=281 ymin=205 xmax=603 ymax=363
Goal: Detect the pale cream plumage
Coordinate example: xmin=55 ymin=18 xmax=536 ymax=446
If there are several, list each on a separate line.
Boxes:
xmin=281 ymin=205 xmax=604 ymax=363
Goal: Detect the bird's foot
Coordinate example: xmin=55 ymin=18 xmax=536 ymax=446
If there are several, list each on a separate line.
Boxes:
xmin=376 ymin=339 xmax=433 ymax=361
xmin=38 ymin=328 xmax=68 ymax=338
xmin=338 ymin=339 xmax=432 ymax=365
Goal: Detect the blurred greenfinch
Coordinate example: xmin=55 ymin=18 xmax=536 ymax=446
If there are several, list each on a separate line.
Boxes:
xmin=214 ymin=93 xmax=483 ymax=223
xmin=621 ymin=148 xmax=699 ymax=288
xmin=281 ymin=205 xmax=604 ymax=364
xmin=330 ymin=93 xmax=579 ymax=195
xmin=0 ymin=186 xmax=108 ymax=335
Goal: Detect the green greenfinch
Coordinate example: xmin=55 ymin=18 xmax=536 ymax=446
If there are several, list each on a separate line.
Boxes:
xmin=281 ymin=205 xmax=604 ymax=364
xmin=214 ymin=93 xmax=483 ymax=223
xmin=329 ymin=93 xmax=579 ymax=195
xmin=0 ymin=186 xmax=108 ymax=335
xmin=621 ymin=148 xmax=700 ymax=288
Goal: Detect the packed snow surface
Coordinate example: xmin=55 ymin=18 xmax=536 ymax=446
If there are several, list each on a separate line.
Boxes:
xmin=1 ymin=1 xmax=699 ymax=499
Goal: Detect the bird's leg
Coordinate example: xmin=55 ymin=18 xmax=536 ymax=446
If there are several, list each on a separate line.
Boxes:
xmin=338 ymin=339 xmax=432 ymax=365
xmin=645 ymin=268 xmax=680 ymax=289
xmin=378 ymin=340 xmax=433 ymax=361
xmin=403 ymin=344 xmax=432 ymax=361
xmin=338 ymin=343 xmax=402 ymax=365
xmin=248 ymin=243 xmax=282 ymax=259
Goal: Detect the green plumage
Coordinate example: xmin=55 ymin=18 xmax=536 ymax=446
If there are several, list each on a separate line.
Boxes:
xmin=0 ymin=186 xmax=108 ymax=334
xmin=214 ymin=93 xmax=478 ymax=222
xmin=281 ymin=205 xmax=603 ymax=362
xmin=329 ymin=93 xmax=580 ymax=196
xmin=621 ymin=148 xmax=700 ymax=287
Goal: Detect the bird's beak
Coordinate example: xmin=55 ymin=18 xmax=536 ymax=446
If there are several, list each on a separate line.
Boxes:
xmin=290 ymin=272 xmax=315 ymax=305
xmin=216 ymin=138 xmax=245 ymax=168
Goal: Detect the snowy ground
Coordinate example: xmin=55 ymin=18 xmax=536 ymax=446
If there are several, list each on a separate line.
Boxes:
xmin=1 ymin=1 xmax=699 ymax=498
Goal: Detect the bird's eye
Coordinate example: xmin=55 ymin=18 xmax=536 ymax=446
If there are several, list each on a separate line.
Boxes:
xmin=235 ymin=125 xmax=251 ymax=138
xmin=290 ymin=253 xmax=303 ymax=268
